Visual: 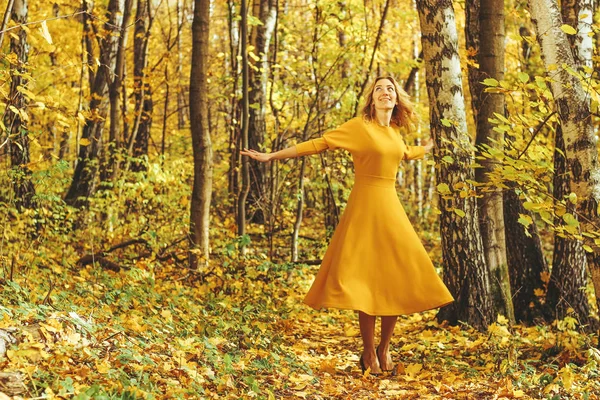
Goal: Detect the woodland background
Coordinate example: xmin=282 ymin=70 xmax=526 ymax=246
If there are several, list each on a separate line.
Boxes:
xmin=1 ymin=0 xmax=600 ymax=398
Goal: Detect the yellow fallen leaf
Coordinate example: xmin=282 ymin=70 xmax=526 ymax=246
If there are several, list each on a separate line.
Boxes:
xmin=161 ymin=309 xmax=173 ymax=323
xmin=344 ymin=326 xmax=360 ymax=337
xmin=96 ymin=361 xmax=111 ymax=374
xmin=405 ymin=363 xmax=423 ymax=378
xmin=319 ymin=359 xmax=336 ymax=375
xmin=558 ymin=365 xmax=574 ymax=390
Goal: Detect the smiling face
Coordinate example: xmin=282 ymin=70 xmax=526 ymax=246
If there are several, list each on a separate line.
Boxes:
xmin=361 ymin=75 xmax=416 ymax=129
xmin=372 ymin=78 xmax=397 ymax=111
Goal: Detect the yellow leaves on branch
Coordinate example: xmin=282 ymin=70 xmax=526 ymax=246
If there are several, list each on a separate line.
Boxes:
xmin=560 ymin=24 xmax=577 ymax=35
xmin=39 ymin=21 xmax=53 ymax=45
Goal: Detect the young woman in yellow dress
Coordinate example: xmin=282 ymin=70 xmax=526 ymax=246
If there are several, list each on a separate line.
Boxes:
xmin=241 ymin=76 xmax=454 ymax=375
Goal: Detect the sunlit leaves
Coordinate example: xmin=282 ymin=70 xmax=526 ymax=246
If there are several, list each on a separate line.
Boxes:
xmin=483 ymin=78 xmax=499 ymax=86
xmin=518 ymin=213 xmax=533 ymax=227
xmin=39 ymin=21 xmax=53 ymax=44
xmin=560 ymin=24 xmax=577 ymax=35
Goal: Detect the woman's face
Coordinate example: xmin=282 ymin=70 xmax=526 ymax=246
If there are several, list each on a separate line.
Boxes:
xmin=372 ymin=79 xmax=397 ymax=111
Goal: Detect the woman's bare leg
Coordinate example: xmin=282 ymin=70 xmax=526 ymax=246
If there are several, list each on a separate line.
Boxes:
xmin=378 ymin=316 xmax=398 ymax=370
xmin=358 ymin=311 xmax=381 ymax=374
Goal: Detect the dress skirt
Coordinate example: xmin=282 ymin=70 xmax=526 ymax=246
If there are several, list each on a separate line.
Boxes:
xmin=303 ymin=173 xmax=454 ymax=316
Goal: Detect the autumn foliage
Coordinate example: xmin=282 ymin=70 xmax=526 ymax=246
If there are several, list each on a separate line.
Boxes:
xmin=1 ymin=0 xmax=600 ymax=398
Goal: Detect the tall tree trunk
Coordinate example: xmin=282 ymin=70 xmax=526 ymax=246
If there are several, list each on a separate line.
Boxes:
xmin=129 ymin=0 xmax=153 ymax=172
xmin=465 ymin=0 xmax=480 ymax=122
xmin=82 ymin=0 xmax=95 ymax=91
xmin=501 ymin=16 xmax=549 ymax=324
xmin=104 ymin=0 xmax=133 ymax=182
xmin=545 ymin=0 xmax=596 ymax=330
xmin=528 ymin=0 xmax=600 ymax=340
xmin=561 ymin=0 xmax=594 ymax=71
xmin=504 ymin=187 xmax=549 ymax=323
xmin=4 ymin=0 xmax=35 ymax=209
xmin=65 ymin=0 xmax=125 ymax=207
xmin=237 ymin=0 xmax=250 ymax=249
xmin=467 ymin=0 xmax=514 ymax=321
xmin=547 ymin=126 xmax=596 ymax=329
xmin=267 ymin=0 xmax=280 ymax=261
xmin=227 ymin=0 xmax=240 ymax=196
xmin=189 ymin=0 xmax=213 ymax=269
xmin=416 ymin=0 xmax=494 ymax=330
xmin=409 ymin=0 xmax=423 ymax=218
xmin=247 ymin=0 xmax=277 ymax=224
xmin=176 ymin=0 xmax=187 ymax=130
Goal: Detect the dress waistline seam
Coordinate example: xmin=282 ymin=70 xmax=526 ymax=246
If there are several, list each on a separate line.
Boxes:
xmin=354 ymin=174 xmax=396 ymax=188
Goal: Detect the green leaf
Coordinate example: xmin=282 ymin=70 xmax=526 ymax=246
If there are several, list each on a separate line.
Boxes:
xmin=535 ymin=76 xmax=547 ymax=89
xmin=437 ymin=183 xmax=451 ymax=194
xmin=562 ymin=213 xmax=579 ymax=227
xmin=442 ymin=155 xmax=454 ymax=163
xmin=247 ymin=15 xmax=265 ymax=26
xmin=518 ymin=214 xmax=533 ymax=227
xmin=440 ymin=119 xmax=452 ymax=127
xmin=453 ymin=209 xmax=466 ymax=218
xmin=518 ymin=72 xmax=529 ymax=83
xmin=493 ymin=112 xmax=510 ymax=124
xmin=560 ymin=24 xmax=577 ymax=35
xmin=482 ymin=78 xmax=499 ymax=87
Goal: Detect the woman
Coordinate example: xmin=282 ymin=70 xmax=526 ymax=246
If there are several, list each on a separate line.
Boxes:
xmin=240 ymin=76 xmax=454 ymax=375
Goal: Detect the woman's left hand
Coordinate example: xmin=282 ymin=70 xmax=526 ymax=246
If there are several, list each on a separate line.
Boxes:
xmin=423 ymin=138 xmax=434 ymax=153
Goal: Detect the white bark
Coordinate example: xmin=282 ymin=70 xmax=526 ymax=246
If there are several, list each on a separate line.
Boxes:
xmin=417 ymin=0 xmax=494 ymax=329
xmin=575 ymin=0 xmax=594 ymax=71
xmin=529 ymin=0 xmax=600 ymax=315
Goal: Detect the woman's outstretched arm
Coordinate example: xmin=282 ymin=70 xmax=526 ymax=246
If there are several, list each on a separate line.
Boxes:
xmin=240 ymin=145 xmax=299 ymax=163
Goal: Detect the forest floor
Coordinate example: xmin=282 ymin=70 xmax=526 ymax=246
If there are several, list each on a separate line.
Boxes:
xmin=1 ymin=163 xmax=599 ymax=399
xmin=1 ymin=246 xmax=599 ymax=400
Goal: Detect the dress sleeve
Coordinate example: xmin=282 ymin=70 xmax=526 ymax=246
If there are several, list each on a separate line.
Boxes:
xmin=294 ymin=118 xmax=357 ymax=156
xmin=404 ymin=145 xmax=426 ymax=160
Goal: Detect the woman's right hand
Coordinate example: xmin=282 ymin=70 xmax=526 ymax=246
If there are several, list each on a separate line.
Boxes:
xmin=240 ymin=148 xmax=273 ymax=163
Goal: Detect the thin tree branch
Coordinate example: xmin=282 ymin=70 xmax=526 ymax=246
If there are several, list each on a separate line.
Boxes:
xmin=353 ymin=0 xmax=391 ymax=116
xmin=517 ymin=111 xmax=556 ymax=159
xmin=0 ymin=0 xmax=15 ymax=49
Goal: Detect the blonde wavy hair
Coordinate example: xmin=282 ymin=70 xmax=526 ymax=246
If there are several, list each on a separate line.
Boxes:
xmin=361 ymin=76 xmax=416 ymax=130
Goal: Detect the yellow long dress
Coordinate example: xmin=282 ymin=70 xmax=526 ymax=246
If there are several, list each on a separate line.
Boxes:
xmin=295 ymin=117 xmax=454 ymax=316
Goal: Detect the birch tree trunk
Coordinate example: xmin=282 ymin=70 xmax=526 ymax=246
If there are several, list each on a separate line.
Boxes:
xmin=547 ymin=126 xmax=596 ymax=329
xmin=104 ymin=0 xmax=133 ymax=182
xmin=189 ymin=0 xmax=213 ymax=269
xmin=416 ymin=0 xmax=494 ymax=330
xmin=176 ymin=0 xmax=187 ymax=130
xmin=4 ymin=0 xmax=35 ymax=209
xmin=227 ymin=0 xmax=240 ymax=196
xmin=528 ymin=0 xmax=600 ymax=336
xmin=545 ymin=0 xmax=597 ymax=329
xmin=65 ymin=0 xmax=124 ymax=207
xmin=247 ymin=0 xmax=277 ymax=224
xmin=467 ymin=0 xmax=514 ymax=321
xmin=410 ymin=0 xmax=423 ymax=217
xmin=129 ymin=0 xmax=153 ymax=172
xmin=237 ymin=0 xmax=251 ymax=248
